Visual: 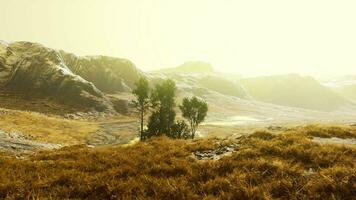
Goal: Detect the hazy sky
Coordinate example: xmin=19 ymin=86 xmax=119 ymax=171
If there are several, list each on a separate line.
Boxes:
xmin=1 ymin=0 xmax=356 ymax=77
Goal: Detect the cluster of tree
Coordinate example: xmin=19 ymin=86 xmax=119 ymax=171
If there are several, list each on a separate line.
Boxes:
xmin=132 ymin=77 xmax=208 ymax=140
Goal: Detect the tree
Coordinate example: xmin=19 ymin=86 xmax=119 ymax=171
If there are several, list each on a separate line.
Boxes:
xmin=179 ymin=97 xmax=208 ymax=139
xmin=171 ymin=120 xmax=190 ymax=139
xmin=132 ymin=77 xmax=150 ymax=140
xmin=146 ymin=79 xmax=177 ymax=137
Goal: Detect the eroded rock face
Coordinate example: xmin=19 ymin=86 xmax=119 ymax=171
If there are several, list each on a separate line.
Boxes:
xmin=60 ymin=52 xmax=142 ymax=93
xmin=0 ymin=41 xmax=118 ymax=112
xmin=0 ymin=41 xmax=19 ymax=86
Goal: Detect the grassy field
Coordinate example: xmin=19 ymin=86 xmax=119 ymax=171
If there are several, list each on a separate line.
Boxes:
xmin=301 ymin=124 xmax=356 ymax=139
xmin=0 ymin=109 xmax=98 ymax=145
xmin=0 ymin=127 xmax=355 ymax=199
xmin=0 ymin=89 xmax=89 ymax=115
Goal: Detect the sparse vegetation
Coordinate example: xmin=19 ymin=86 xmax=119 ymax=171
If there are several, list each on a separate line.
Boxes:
xmin=0 ymin=127 xmax=355 ymax=199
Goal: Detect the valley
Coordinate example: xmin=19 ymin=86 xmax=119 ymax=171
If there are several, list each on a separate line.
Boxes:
xmin=0 ymin=41 xmax=355 ymax=199
xmin=1 ymin=42 xmax=356 ymax=152
xmin=2 ymin=0 xmax=356 ymax=198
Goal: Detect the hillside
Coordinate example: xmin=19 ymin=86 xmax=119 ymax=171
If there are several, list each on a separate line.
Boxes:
xmin=151 ymin=62 xmax=249 ymax=99
xmin=1 ymin=127 xmax=355 ymax=199
xmin=1 ymin=43 xmax=356 ymax=200
xmin=60 ymin=52 xmax=142 ymax=92
xmin=240 ymin=74 xmax=351 ymax=111
xmin=197 ymin=76 xmax=249 ymax=98
xmin=0 ymin=41 xmax=143 ymax=114
xmin=4 ymin=41 xmax=353 ymax=115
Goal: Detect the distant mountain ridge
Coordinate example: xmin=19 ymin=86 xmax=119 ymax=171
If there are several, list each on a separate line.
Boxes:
xmin=155 ymin=61 xmax=214 ymax=74
xmin=323 ymin=76 xmax=356 ymax=103
xmin=240 ymin=74 xmax=351 ymax=111
xmin=153 ymin=64 xmax=354 ymax=112
xmin=150 ymin=61 xmax=249 ymax=99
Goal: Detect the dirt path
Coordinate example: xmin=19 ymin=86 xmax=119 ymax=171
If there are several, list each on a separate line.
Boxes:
xmin=0 ymin=130 xmax=62 ymax=152
xmin=86 ymin=120 xmax=139 ymax=146
xmin=0 ymin=117 xmax=140 ymax=152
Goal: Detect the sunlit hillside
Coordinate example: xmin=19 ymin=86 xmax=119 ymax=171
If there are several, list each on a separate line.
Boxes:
xmin=1 ymin=1 xmax=356 ymax=199
xmin=1 ymin=126 xmax=355 ymax=199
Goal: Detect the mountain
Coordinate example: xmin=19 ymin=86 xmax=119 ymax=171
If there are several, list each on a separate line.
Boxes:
xmin=156 ymin=61 xmax=214 ymax=74
xmin=240 ymin=74 xmax=350 ymax=111
xmin=0 ymin=41 xmax=143 ymax=113
xmin=197 ymin=76 xmax=249 ymax=98
xmin=60 ymin=52 xmax=142 ymax=93
xmin=152 ymin=62 xmax=249 ymax=98
xmin=2 ymin=40 xmax=354 ymax=115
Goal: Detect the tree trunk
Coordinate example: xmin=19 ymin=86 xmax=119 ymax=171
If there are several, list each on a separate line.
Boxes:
xmin=191 ymin=120 xmax=195 ymax=139
xmin=140 ymin=107 xmax=144 ymax=140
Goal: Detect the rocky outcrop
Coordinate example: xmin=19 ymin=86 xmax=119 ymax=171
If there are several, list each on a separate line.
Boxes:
xmin=0 ymin=41 xmax=19 ymax=86
xmin=0 ymin=41 xmax=111 ymax=111
xmin=60 ymin=52 xmax=143 ymax=93
xmin=0 ymin=41 xmax=143 ymax=113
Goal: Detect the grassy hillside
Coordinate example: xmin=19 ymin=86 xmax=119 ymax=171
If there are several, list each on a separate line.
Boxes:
xmin=0 ymin=108 xmax=97 ymax=145
xmin=0 ymin=126 xmax=355 ymax=199
xmin=0 ymin=89 xmax=90 ymax=115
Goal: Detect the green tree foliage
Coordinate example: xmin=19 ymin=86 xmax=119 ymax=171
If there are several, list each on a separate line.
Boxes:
xmin=180 ymin=97 xmax=208 ymax=139
xmin=132 ymin=77 xmax=150 ymax=140
xmin=171 ymin=120 xmax=190 ymax=139
xmin=146 ymin=79 xmax=177 ymax=138
xmin=137 ymin=79 xmax=209 ymax=140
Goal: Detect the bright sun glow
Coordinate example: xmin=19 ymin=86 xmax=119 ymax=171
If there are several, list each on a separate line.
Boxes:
xmin=1 ymin=0 xmax=356 ymax=77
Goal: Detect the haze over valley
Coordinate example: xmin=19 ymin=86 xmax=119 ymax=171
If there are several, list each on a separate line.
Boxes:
xmin=1 ymin=1 xmax=356 ymax=199
xmin=1 ymin=40 xmax=356 ymax=146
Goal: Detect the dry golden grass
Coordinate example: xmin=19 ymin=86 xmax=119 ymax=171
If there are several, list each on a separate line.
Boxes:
xmin=300 ymin=124 xmax=356 ymax=139
xmin=0 ymin=89 xmax=88 ymax=115
xmin=0 ymin=128 xmax=355 ymax=200
xmin=0 ymin=109 xmax=98 ymax=145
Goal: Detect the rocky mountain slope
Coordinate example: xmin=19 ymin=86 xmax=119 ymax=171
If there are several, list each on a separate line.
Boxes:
xmin=0 ymin=41 xmax=143 ymax=113
xmin=60 ymin=52 xmax=141 ymax=92
xmin=1 ymin=41 xmax=355 ymax=115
